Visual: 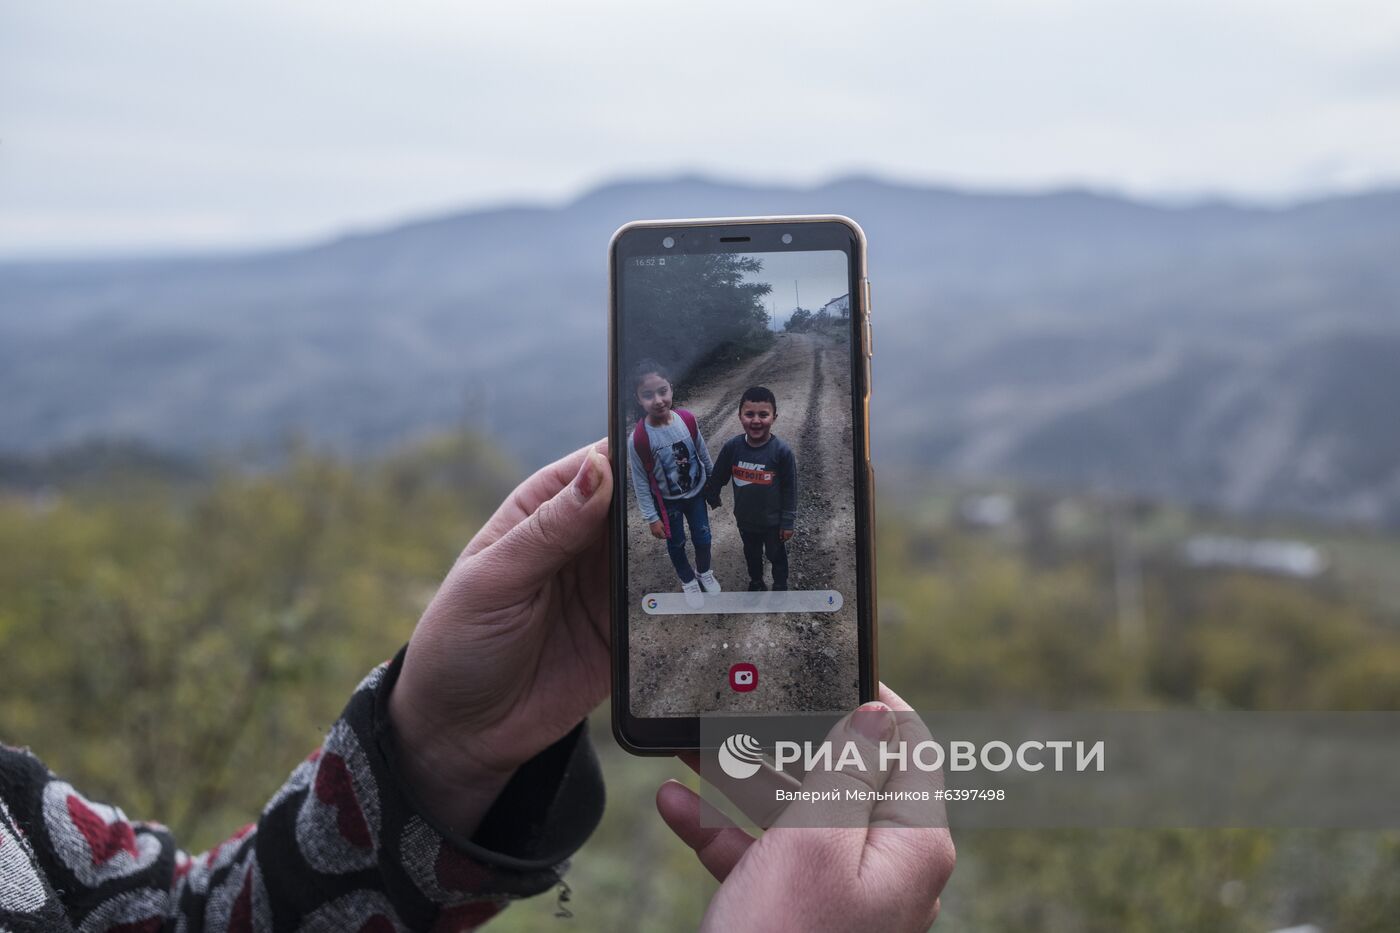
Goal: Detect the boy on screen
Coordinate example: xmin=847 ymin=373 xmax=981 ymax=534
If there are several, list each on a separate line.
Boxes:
xmin=705 ymin=386 xmax=797 ymax=591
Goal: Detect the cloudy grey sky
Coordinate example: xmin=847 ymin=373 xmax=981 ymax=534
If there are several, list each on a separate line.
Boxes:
xmin=739 ymin=251 xmax=851 ymax=329
xmin=3 ymin=0 xmax=1399 ymax=257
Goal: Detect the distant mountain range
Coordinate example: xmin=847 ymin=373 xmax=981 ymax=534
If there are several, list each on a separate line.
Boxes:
xmin=3 ymin=176 xmax=1399 ymax=524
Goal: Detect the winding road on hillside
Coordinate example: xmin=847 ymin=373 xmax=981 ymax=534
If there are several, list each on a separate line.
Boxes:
xmin=627 ymin=332 xmax=862 ymax=717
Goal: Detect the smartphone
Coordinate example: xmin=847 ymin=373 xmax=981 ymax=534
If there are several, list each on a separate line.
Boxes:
xmin=608 ymin=216 xmax=877 ymax=753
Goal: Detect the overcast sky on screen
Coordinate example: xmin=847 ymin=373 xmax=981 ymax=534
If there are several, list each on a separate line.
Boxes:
xmin=3 ymin=0 xmax=1399 ymax=256
xmin=741 ymin=251 xmax=852 ymax=328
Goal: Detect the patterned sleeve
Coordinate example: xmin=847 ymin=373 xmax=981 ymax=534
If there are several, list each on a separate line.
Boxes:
xmin=0 ymin=646 xmax=605 ymax=933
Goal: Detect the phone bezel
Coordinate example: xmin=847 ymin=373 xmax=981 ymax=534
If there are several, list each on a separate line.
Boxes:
xmin=608 ymin=215 xmax=877 ymax=754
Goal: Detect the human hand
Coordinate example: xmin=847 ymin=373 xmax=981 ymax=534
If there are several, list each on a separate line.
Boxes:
xmin=706 ymin=496 xmax=722 ymax=510
xmin=656 ymin=685 xmax=955 ymax=932
xmin=780 ymin=529 xmax=794 ymax=542
xmin=650 ymin=519 xmax=667 ymax=538
xmin=389 ymin=441 xmax=612 ymax=834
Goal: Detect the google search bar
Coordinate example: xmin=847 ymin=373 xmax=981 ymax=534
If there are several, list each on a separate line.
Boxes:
xmin=641 ymin=590 xmax=844 ymax=615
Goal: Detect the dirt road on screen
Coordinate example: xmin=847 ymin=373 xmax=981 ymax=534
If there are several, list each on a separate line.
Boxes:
xmin=627 ymin=332 xmax=861 ymax=716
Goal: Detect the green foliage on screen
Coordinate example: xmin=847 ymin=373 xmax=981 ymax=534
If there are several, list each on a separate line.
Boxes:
xmin=621 ymin=253 xmax=774 ymax=408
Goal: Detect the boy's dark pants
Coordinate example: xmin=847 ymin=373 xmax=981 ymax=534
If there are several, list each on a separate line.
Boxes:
xmin=740 ymin=528 xmax=789 ymax=590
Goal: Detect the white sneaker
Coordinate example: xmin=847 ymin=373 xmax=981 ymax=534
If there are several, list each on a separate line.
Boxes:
xmin=681 ymin=578 xmax=705 ymax=609
xmin=697 ymin=570 xmax=723 ymax=594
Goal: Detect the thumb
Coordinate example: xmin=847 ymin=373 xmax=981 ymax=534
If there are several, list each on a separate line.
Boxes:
xmin=656 ymin=780 xmax=756 ymax=882
xmin=469 ymin=448 xmax=612 ymax=602
xmin=773 ymin=702 xmax=897 ymax=834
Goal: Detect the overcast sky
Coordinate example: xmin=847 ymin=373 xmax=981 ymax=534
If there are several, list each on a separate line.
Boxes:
xmin=3 ymin=0 xmax=1399 ymax=257
xmin=740 ymin=251 xmax=851 ymax=329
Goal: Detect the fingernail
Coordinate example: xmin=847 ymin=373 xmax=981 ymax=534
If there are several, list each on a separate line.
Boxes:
xmin=574 ymin=450 xmax=603 ymax=500
xmin=853 ymin=702 xmax=893 ymax=743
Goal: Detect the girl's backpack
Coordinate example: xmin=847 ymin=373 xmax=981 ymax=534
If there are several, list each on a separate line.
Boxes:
xmin=632 ymin=408 xmax=698 ymax=538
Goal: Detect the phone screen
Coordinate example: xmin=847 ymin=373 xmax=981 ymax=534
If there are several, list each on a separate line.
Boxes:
xmin=614 ymin=222 xmax=869 ymax=720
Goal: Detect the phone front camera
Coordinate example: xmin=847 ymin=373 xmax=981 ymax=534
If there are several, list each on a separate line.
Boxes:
xmin=662 ymin=236 xmax=675 ymax=249
xmin=781 ymin=233 xmax=793 ymax=245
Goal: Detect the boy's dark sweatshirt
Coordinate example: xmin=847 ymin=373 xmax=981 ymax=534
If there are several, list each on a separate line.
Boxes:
xmin=705 ymin=434 xmax=797 ymax=532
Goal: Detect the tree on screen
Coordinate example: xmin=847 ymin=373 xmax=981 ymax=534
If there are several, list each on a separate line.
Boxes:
xmin=622 ymin=253 xmax=773 ymax=402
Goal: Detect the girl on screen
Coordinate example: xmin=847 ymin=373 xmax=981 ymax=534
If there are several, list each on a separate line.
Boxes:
xmin=627 ymin=358 xmax=721 ymax=607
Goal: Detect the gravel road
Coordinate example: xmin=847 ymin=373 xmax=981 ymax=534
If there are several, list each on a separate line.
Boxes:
xmin=627 ymin=332 xmax=861 ymax=716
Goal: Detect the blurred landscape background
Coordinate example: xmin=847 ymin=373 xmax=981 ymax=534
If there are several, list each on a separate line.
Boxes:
xmin=5 ymin=176 xmax=1400 ymax=524
xmin=4 ymin=1 xmax=1400 ymax=930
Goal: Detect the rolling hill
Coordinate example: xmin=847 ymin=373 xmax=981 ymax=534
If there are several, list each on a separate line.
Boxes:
xmin=3 ymin=176 xmax=1399 ymax=523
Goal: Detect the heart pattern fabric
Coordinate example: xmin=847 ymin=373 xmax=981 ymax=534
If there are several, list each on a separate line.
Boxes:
xmin=295 ymin=721 xmax=380 ymax=874
xmin=74 ymin=889 xmax=166 ymax=933
xmin=294 ymin=890 xmax=405 ymax=933
xmin=42 ymin=781 xmax=161 ymax=888
xmin=1 ymin=654 xmax=587 ymax=932
xmin=200 ymin=857 xmax=271 ymax=933
xmin=0 ymin=816 xmax=49 ymax=915
xmin=399 ymin=817 xmax=500 ymax=908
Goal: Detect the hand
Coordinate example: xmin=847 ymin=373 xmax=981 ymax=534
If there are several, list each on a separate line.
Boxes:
xmin=649 ymin=519 xmax=667 ymax=539
xmin=780 ymin=528 xmax=794 ymax=542
xmin=656 ymin=686 xmax=955 ymax=932
xmin=706 ymin=495 xmax=722 ymax=510
xmin=388 ymin=442 xmax=613 ymax=834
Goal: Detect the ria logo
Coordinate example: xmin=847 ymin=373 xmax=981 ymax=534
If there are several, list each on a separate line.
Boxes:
xmin=718 ymin=733 xmax=765 ymax=780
